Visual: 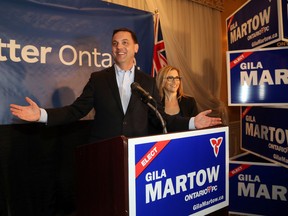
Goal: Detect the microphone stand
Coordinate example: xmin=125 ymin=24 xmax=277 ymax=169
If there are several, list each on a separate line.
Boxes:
xmin=131 ymin=82 xmax=167 ymax=134
xmin=146 ymin=101 xmax=167 ymax=134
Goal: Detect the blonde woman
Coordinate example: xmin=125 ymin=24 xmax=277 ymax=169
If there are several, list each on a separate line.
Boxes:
xmin=156 ymin=65 xmax=198 ymax=117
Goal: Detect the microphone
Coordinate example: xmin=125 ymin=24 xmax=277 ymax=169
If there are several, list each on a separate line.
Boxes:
xmin=131 ymin=82 xmax=154 ymax=103
xmin=131 ymin=82 xmax=167 ymax=133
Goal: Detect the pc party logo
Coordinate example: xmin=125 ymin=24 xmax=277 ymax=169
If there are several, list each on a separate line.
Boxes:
xmin=210 ymin=137 xmax=223 ymax=157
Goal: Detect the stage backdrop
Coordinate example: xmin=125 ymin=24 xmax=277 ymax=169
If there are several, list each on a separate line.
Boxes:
xmin=0 ymin=0 xmax=154 ymax=125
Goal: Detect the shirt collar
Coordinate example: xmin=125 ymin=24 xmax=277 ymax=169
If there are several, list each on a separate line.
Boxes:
xmin=114 ymin=64 xmax=135 ymax=75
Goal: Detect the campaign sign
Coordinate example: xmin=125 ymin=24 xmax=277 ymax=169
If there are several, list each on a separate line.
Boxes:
xmin=241 ymin=106 xmax=288 ymax=168
xmin=229 ymin=153 xmax=288 ymax=216
xmin=127 ymin=127 xmax=229 ymax=216
xmin=227 ymin=46 xmax=288 ymax=106
xmin=226 ymin=0 xmax=288 ymax=51
xmin=283 ymin=0 xmax=288 ymax=39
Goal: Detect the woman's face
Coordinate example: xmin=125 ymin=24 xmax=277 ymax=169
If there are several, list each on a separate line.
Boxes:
xmin=164 ymin=69 xmax=181 ymax=94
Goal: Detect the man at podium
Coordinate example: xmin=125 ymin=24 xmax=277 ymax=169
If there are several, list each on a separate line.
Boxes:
xmin=10 ymin=28 xmax=222 ymax=143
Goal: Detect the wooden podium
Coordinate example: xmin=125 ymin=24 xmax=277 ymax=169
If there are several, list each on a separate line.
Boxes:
xmin=75 ymin=136 xmax=129 ymax=215
xmin=75 ymin=127 xmax=229 ymax=216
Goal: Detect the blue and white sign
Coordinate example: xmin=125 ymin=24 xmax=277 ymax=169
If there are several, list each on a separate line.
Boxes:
xmin=226 ymin=0 xmax=288 ymax=51
xmin=227 ymin=46 xmax=288 ymax=106
xmin=282 ymin=0 xmax=288 ymax=39
xmin=241 ymin=106 xmax=288 ymax=168
xmin=229 ymin=153 xmax=288 ymax=216
xmin=128 ymin=127 xmax=229 ymax=216
xmin=0 ymin=0 xmax=154 ymax=125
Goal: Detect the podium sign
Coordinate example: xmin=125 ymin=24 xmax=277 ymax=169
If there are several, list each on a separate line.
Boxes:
xmin=127 ymin=127 xmax=229 ymax=216
xmin=227 ymin=47 xmax=288 ymax=106
xmin=241 ymin=106 xmax=288 ymax=168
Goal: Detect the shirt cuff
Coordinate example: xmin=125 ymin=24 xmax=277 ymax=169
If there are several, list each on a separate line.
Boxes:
xmin=38 ymin=108 xmax=48 ymax=123
xmin=189 ymin=117 xmax=196 ymax=130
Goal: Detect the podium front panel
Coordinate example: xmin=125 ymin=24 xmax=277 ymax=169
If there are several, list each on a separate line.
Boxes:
xmin=127 ymin=126 xmax=229 ymax=216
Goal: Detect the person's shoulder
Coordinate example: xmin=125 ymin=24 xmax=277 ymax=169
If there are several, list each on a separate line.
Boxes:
xmin=181 ymin=95 xmax=196 ymax=102
xmin=180 ymin=95 xmax=197 ymax=106
xmin=90 ymin=67 xmax=114 ymax=78
xmin=179 ymin=95 xmax=199 ymax=116
xmin=136 ymin=68 xmax=151 ymax=76
xmin=135 ymin=68 xmax=154 ymax=81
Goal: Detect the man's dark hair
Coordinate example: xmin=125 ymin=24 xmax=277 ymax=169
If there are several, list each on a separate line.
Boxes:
xmin=112 ymin=28 xmax=138 ymax=44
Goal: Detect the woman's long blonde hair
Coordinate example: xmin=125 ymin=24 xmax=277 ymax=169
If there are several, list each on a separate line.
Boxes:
xmin=156 ymin=65 xmax=184 ymax=101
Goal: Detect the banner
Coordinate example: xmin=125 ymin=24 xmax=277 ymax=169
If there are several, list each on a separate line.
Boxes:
xmin=0 ymin=0 xmax=154 ymax=125
xmin=229 ymin=153 xmax=288 ymax=216
xmin=128 ymin=127 xmax=229 ymax=216
xmin=226 ymin=0 xmax=288 ymax=51
xmin=241 ymin=106 xmax=288 ymax=168
xmin=227 ymin=46 xmax=288 ymax=106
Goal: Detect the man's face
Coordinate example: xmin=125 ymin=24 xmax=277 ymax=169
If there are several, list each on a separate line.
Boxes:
xmin=112 ymin=31 xmax=139 ymax=68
